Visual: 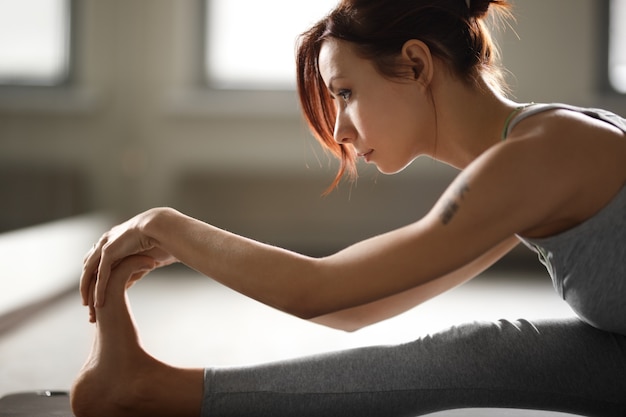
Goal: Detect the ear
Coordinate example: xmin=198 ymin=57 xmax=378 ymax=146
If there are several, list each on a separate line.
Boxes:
xmin=401 ymin=40 xmax=433 ymax=87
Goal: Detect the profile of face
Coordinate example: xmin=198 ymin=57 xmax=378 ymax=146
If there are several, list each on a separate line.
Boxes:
xmin=317 ymin=38 xmax=436 ymax=174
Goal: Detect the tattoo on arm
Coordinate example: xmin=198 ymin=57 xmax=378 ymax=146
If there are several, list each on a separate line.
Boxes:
xmin=440 ymin=180 xmax=470 ymax=225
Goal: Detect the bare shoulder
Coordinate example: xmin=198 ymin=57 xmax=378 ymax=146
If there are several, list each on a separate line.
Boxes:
xmin=507 ymin=108 xmax=626 ymax=236
xmin=434 ymin=109 xmax=626 ymax=238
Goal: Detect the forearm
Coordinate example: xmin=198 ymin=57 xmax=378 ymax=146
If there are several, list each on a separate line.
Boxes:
xmin=140 ymin=208 xmax=516 ymax=323
xmin=144 ymin=209 xmax=463 ymax=319
xmin=310 ymin=236 xmax=520 ymax=332
xmin=143 ymin=207 xmax=323 ymax=318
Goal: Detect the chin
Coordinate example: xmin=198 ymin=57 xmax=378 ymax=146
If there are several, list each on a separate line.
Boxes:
xmin=375 ymin=160 xmax=415 ymax=175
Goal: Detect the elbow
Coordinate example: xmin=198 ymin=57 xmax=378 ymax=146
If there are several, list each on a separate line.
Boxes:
xmin=279 ymin=258 xmax=338 ymax=320
xmin=279 ymin=257 xmax=369 ymax=332
xmin=281 ymin=293 xmax=342 ymax=323
xmin=295 ymin=293 xmax=374 ymax=332
xmin=285 ymin=299 xmax=331 ymax=322
xmin=321 ymin=320 xmax=367 ymax=333
xmin=281 ymin=292 xmax=377 ymax=332
xmin=307 ymin=312 xmax=372 ymax=332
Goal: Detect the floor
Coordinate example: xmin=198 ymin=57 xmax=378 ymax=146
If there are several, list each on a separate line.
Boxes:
xmin=0 ymin=266 xmax=583 ymax=416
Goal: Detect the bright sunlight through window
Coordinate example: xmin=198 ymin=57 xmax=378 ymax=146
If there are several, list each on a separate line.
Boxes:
xmin=0 ymin=0 xmax=71 ymax=85
xmin=205 ymin=0 xmax=338 ymax=89
xmin=609 ymin=0 xmax=626 ymax=93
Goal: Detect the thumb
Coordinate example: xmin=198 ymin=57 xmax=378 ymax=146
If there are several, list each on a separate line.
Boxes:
xmin=95 ymin=255 xmax=156 ymax=307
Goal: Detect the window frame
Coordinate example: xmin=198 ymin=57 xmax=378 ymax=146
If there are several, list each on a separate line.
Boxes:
xmin=201 ymin=0 xmax=338 ymax=91
xmin=0 ymin=0 xmax=76 ymax=89
xmin=170 ymin=0 xmax=303 ymax=118
xmin=601 ymin=0 xmax=626 ymax=95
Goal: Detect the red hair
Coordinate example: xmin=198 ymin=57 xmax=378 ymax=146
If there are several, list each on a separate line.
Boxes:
xmin=296 ymin=0 xmax=512 ymax=193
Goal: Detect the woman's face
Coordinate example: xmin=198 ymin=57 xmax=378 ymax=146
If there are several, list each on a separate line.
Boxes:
xmin=317 ymin=39 xmax=434 ymax=174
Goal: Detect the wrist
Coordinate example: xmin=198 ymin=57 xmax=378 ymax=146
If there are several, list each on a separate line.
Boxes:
xmin=141 ymin=207 xmax=178 ymax=247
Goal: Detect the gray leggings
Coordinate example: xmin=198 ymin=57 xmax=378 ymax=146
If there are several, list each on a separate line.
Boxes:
xmin=201 ymin=318 xmax=626 ymax=416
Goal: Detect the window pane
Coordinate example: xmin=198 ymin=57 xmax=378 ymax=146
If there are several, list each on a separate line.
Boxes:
xmin=0 ymin=0 xmax=71 ymax=85
xmin=205 ymin=0 xmax=338 ymax=89
xmin=609 ymin=0 xmax=626 ymax=93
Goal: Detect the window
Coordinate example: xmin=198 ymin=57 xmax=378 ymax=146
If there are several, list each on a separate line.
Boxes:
xmin=609 ymin=0 xmax=626 ymax=93
xmin=204 ymin=0 xmax=337 ymax=89
xmin=0 ymin=0 xmax=72 ymax=86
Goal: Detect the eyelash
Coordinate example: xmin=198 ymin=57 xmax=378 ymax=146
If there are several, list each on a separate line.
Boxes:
xmin=336 ymin=89 xmax=351 ymax=101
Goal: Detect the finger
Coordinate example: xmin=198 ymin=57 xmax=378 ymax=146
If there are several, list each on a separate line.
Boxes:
xmin=116 ymin=255 xmax=155 ymax=280
xmin=88 ymin=287 xmax=96 ymax=323
xmin=95 ymin=254 xmax=155 ymax=307
xmin=80 ymin=257 xmax=91 ymax=306
xmin=87 ymin=272 xmax=96 ymax=322
xmin=81 ymin=242 xmax=103 ymax=305
xmin=93 ymin=237 xmax=117 ymax=307
xmin=82 ymin=242 xmax=96 ymax=263
xmin=92 ymin=232 xmax=126 ymax=308
xmin=81 ymin=259 xmax=100 ymax=306
xmin=80 ymin=267 xmax=97 ymax=307
xmin=94 ymin=258 xmax=111 ymax=308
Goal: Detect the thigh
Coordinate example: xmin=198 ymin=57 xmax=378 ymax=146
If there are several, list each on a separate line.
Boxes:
xmin=202 ymin=318 xmax=626 ymax=417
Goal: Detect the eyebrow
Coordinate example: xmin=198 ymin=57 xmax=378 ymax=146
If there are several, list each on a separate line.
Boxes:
xmin=326 ymin=76 xmax=346 ymax=95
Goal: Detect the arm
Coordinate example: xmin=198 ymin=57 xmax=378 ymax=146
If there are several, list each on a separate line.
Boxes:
xmin=309 ymin=235 xmax=519 ymax=332
xmin=101 ymin=207 xmax=480 ymax=319
xmin=84 ymin=133 xmax=575 ymax=321
xmin=87 ymin=166 xmax=533 ymax=320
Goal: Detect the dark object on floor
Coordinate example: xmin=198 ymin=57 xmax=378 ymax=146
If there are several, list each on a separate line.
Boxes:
xmin=0 ymin=391 xmax=73 ymax=417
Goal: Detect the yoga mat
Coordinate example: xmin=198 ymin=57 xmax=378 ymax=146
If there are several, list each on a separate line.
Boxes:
xmin=0 ymin=391 xmax=73 ymax=417
xmin=0 ymin=391 xmax=582 ymax=417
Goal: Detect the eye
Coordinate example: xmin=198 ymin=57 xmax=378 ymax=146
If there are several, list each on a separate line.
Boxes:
xmin=337 ymin=89 xmax=352 ymax=101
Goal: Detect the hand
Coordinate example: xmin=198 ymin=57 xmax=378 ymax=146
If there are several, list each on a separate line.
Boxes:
xmin=81 ymin=208 xmax=178 ymax=310
xmin=86 ymin=255 xmax=156 ymax=323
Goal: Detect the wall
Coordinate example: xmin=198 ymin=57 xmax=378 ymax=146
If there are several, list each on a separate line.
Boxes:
xmin=0 ymin=0 xmax=624 ymax=258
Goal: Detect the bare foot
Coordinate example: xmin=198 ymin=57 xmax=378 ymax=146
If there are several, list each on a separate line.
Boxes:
xmin=71 ymin=256 xmax=204 ymax=417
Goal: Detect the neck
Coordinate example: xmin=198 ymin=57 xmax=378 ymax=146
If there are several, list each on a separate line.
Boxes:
xmin=426 ymin=75 xmax=521 ymax=169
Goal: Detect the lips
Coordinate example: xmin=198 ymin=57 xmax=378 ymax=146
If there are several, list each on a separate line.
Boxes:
xmin=357 ymin=149 xmax=374 ymax=161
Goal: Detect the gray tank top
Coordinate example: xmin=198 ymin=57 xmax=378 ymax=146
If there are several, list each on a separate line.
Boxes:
xmin=504 ymin=103 xmax=626 ymax=335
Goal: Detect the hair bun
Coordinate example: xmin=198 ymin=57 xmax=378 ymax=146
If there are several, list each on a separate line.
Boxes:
xmin=467 ymin=0 xmax=496 ymax=19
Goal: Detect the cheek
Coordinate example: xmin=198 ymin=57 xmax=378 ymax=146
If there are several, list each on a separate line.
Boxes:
xmin=358 ymin=101 xmax=401 ymax=137
xmin=358 ymin=90 xmax=424 ymax=149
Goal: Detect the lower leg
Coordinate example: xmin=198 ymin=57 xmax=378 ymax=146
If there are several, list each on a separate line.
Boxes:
xmin=71 ymin=256 xmax=204 ymax=417
xmin=202 ymin=319 xmax=626 ymax=417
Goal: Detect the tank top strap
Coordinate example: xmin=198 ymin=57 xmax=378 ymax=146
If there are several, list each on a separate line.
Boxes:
xmin=500 ymin=102 xmax=536 ymax=140
xmin=501 ymin=102 xmax=626 ymax=140
xmin=503 ymin=103 xmax=578 ymax=140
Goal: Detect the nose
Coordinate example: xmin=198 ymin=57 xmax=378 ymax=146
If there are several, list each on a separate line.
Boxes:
xmin=333 ymin=110 xmax=355 ymax=145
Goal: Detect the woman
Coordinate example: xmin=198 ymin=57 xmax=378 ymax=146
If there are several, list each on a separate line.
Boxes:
xmin=72 ymin=0 xmax=626 ymax=416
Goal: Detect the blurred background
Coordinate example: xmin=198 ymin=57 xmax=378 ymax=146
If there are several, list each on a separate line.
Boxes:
xmin=0 ymin=0 xmax=624 ymax=254
xmin=0 ymin=0 xmax=625 ymax=402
